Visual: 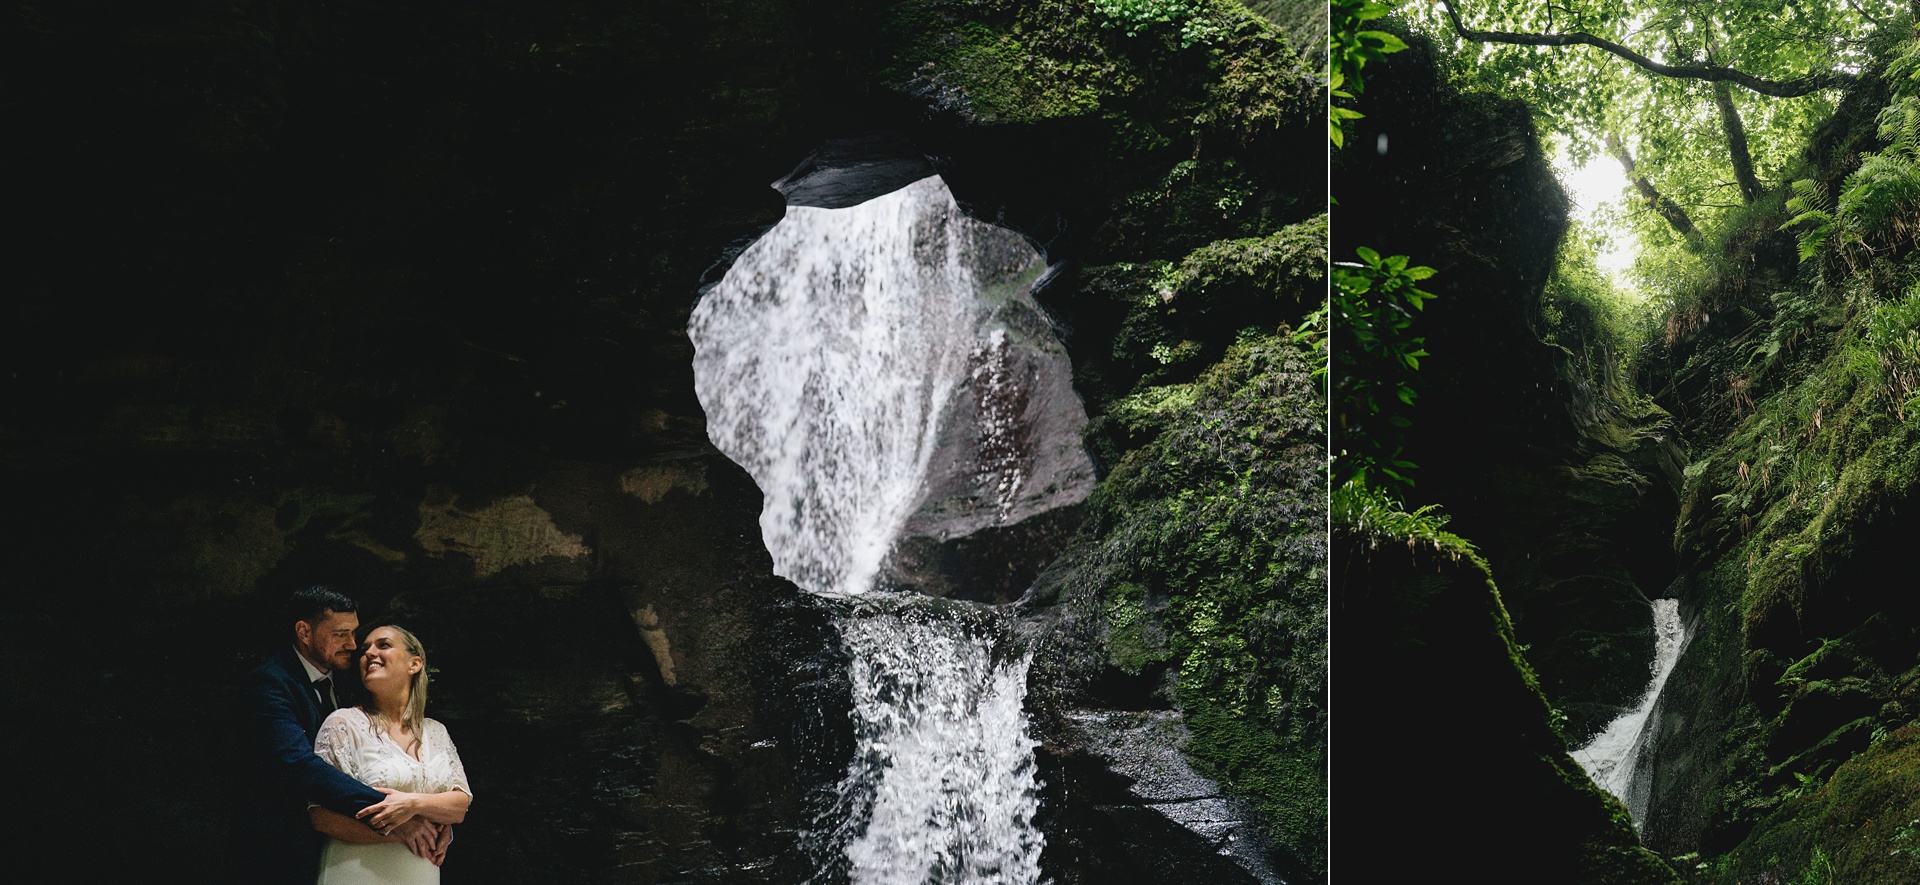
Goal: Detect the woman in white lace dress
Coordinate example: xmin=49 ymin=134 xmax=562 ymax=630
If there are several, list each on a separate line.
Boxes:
xmin=309 ymin=625 xmax=471 ymax=884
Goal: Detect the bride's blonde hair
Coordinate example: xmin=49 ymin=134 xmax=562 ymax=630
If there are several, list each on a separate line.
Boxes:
xmin=364 ymin=624 xmax=429 ymax=754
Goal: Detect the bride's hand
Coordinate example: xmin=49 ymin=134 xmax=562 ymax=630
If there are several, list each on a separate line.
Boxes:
xmin=391 ymin=818 xmax=438 ymax=861
xmin=356 ymin=786 xmax=423 ymax=831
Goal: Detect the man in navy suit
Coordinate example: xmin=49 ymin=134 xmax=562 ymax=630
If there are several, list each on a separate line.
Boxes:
xmin=230 ymin=586 xmax=444 ymax=884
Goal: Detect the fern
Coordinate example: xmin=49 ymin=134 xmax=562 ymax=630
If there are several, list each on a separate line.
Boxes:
xmin=1781 ymin=178 xmax=1851 ymax=263
xmin=1784 ymin=41 xmax=1920 ymax=265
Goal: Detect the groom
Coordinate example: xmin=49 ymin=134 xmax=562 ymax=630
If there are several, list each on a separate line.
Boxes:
xmin=230 ymin=585 xmax=445 ymax=884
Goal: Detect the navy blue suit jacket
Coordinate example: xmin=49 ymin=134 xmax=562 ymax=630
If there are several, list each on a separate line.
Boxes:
xmin=229 ymin=648 xmax=385 ymax=885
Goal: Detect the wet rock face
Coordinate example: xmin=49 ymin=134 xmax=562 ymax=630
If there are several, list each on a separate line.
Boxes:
xmin=886 ymin=263 xmax=1099 ymax=605
xmin=1334 ymin=34 xmax=1685 ymax=744
xmin=774 ymin=132 xmax=940 ymax=210
xmin=1047 ymin=711 xmax=1281 ymax=884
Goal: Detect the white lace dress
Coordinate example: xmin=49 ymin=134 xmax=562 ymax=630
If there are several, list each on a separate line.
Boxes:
xmin=313 ymin=708 xmax=471 ymax=885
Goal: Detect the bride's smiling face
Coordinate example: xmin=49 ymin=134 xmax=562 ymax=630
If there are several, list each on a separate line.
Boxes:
xmin=359 ymin=626 xmax=422 ymax=690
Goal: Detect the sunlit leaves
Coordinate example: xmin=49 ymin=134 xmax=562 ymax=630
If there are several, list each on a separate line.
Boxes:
xmin=1406 ymin=0 xmax=1891 ymax=274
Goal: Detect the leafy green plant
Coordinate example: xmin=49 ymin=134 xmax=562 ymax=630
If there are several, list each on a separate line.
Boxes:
xmin=1860 ymin=287 xmax=1920 ymax=420
xmin=1332 ymin=246 xmax=1435 ymax=491
xmin=1781 ymin=178 xmax=1858 ymax=265
xmin=1892 ymin=819 xmax=1920 ymax=860
xmin=1792 ymin=844 xmax=1835 ymax=885
xmin=1091 ymin=0 xmax=1222 ymax=48
xmin=1329 ymin=478 xmax=1484 ymax=570
xmin=1329 ymin=0 xmax=1407 ymax=147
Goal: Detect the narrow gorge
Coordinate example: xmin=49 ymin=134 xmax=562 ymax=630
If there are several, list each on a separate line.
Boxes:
xmin=1336 ymin=16 xmax=1920 ymax=884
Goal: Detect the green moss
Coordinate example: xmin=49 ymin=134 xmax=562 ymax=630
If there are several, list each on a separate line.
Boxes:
xmin=884 ymin=0 xmax=1310 ymax=138
xmin=1183 ymin=702 xmax=1323 ymax=852
xmin=940 ymin=23 xmax=1115 ymax=123
xmin=1101 ymin=580 xmax=1172 ymax=673
xmin=1167 ymin=213 xmax=1327 ymax=310
xmin=1077 ymin=332 xmax=1326 ymax=875
xmin=1711 ymin=726 xmax=1920 ymax=884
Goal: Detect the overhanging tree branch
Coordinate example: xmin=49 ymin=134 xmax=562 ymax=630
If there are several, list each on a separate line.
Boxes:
xmin=1438 ymin=0 xmax=1859 ymax=97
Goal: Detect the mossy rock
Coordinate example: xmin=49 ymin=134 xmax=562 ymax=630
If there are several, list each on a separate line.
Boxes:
xmin=1709 ymin=726 xmax=1920 ymax=884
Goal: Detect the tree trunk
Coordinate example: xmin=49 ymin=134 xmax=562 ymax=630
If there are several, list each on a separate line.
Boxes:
xmin=1713 ymin=81 xmax=1764 ymax=203
xmin=1609 ymin=133 xmax=1700 ymax=239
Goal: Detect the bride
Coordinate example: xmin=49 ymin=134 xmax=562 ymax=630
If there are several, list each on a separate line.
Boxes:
xmin=310 ymin=624 xmax=471 ymax=884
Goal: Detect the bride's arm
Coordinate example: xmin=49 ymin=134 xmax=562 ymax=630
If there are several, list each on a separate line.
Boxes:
xmin=356 ymin=785 xmax=470 ymax=828
xmin=357 ymin=721 xmax=474 ymax=829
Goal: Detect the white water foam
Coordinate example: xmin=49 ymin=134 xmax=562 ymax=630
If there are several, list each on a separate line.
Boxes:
xmin=688 ymin=174 xmax=1047 ymax=884
xmin=827 ymin=603 xmax=1044 ymax=885
xmin=1571 ymin=597 xmax=1692 ymax=826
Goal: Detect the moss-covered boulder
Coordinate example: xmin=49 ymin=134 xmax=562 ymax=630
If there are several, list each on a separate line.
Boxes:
xmin=1333 ymin=500 xmax=1679 ymax=882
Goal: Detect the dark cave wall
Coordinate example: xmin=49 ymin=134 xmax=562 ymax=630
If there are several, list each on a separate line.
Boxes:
xmin=5 ymin=0 xmax=882 ymax=880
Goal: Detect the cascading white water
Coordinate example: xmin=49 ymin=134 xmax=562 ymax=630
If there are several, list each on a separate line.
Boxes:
xmin=690 ymin=175 xmax=980 ymax=598
xmin=1571 ymin=597 xmax=1692 ymax=826
xmin=829 ymin=603 xmax=1043 ymax=885
xmin=688 ymin=174 xmax=1046 ymax=884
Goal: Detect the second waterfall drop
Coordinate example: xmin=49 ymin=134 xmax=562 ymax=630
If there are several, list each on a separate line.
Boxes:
xmin=689 ymin=173 xmax=1080 ymax=884
xmin=1571 ymin=597 xmax=1693 ymax=828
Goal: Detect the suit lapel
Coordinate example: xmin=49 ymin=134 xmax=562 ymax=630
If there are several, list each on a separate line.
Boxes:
xmin=278 ymin=648 xmax=325 ymax=737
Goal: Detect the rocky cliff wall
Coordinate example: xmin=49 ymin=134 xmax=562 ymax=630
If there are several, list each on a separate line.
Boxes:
xmin=1331 ymin=32 xmax=1681 ymax=882
xmin=1628 ymin=43 xmax=1920 ymax=882
xmin=1333 ymin=33 xmax=1687 ymax=747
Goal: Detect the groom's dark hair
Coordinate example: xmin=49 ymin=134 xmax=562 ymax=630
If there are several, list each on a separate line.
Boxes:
xmin=288 ymin=584 xmax=359 ymax=626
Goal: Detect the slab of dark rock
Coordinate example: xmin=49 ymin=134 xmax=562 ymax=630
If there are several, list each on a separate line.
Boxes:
xmin=1030 ymin=709 xmax=1281 ymax=884
xmin=773 ymin=131 xmax=937 ymax=209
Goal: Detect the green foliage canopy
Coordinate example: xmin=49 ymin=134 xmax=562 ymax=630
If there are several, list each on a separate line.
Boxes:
xmin=1405 ymin=0 xmax=1900 ymax=287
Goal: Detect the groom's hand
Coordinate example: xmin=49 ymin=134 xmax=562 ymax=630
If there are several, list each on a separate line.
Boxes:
xmin=430 ymin=823 xmax=454 ymax=867
xmin=392 ymin=817 xmax=437 ymax=861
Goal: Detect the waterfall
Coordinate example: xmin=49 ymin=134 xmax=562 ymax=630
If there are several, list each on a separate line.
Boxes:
xmin=1571 ymin=597 xmax=1693 ymax=827
xmin=688 ymin=174 xmax=1050 ymax=884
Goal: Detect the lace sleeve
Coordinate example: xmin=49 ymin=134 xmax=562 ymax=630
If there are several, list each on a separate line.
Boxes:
xmin=430 ymin=719 xmax=473 ymax=797
xmin=313 ymin=709 xmax=362 ymax=782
